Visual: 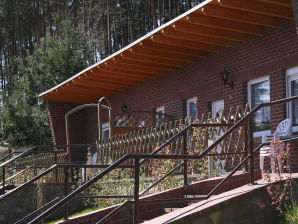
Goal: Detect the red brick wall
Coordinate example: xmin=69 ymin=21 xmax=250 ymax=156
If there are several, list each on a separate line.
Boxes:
xmin=292 ymin=0 xmax=298 ymax=35
xmin=47 ymin=20 xmax=298 ymax=166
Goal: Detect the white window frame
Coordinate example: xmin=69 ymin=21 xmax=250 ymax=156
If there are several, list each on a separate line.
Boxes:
xmin=286 ymin=66 xmax=298 ymax=132
xmin=211 ymin=100 xmax=224 ymax=119
xmin=102 ymin=122 xmax=110 ymax=139
xmin=186 ymin=97 xmax=198 ymax=119
xmin=247 ymin=76 xmax=271 ymax=138
xmin=156 ymin=106 xmax=165 ymax=114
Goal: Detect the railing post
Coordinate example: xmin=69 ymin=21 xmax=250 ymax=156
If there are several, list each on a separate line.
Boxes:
xmin=244 ymin=123 xmax=249 ymax=172
xmin=54 ymin=151 xmax=58 ymax=183
xmin=2 ymin=166 xmax=5 ymax=191
xmin=183 ymin=132 xmax=188 ymax=186
xmin=134 ymin=158 xmax=140 ymax=224
xmin=64 ymin=167 xmax=69 ymax=220
xmin=248 ymin=118 xmax=255 ymax=185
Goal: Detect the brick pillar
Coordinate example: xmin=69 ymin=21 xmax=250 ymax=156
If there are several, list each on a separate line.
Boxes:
xmin=292 ymin=0 xmax=298 ymax=35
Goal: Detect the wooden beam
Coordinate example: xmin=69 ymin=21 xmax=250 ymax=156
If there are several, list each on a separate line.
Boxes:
xmin=79 ymin=75 xmax=140 ymax=85
xmin=121 ymin=51 xmax=184 ymax=67
xmin=105 ymin=60 xmax=164 ymax=75
xmin=66 ymin=85 xmax=115 ymax=95
xmin=213 ymin=0 xmax=293 ymax=19
xmin=141 ymin=39 xmax=216 ymax=54
xmin=53 ymin=86 xmax=106 ymax=97
xmin=151 ymin=33 xmax=219 ymax=52
xmin=71 ymin=83 xmax=121 ymax=91
xmin=74 ymin=79 xmax=130 ymax=89
xmin=187 ymin=14 xmax=263 ymax=35
xmin=162 ymin=27 xmax=234 ymax=47
xmin=44 ymin=94 xmax=93 ymax=104
xmin=255 ymin=0 xmax=292 ymax=7
xmin=197 ymin=5 xmax=281 ymax=28
xmin=97 ymin=64 xmax=156 ymax=79
xmin=114 ymin=55 xmax=175 ymax=71
xmin=173 ymin=21 xmax=246 ymax=42
xmin=131 ymin=46 xmax=193 ymax=62
xmin=98 ymin=66 xmax=156 ymax=81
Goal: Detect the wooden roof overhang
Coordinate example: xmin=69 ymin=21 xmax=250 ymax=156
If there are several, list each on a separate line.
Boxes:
xmin=40 ymin=0 xmax=294 ymax=104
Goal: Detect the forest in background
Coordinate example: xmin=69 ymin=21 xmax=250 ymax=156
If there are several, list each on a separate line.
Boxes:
xmin=0 ymin=0 xmax=205 ymax=147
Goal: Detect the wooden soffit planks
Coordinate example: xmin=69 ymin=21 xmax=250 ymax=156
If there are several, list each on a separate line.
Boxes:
xmin=40 ymin=0 xmax=294 ymax=104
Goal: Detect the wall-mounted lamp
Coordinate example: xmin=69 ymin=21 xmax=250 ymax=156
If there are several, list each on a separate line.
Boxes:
xmin=121 ymin=104 xmax=128 ymax=113
xmin=221 ymin=69 xmax=233 ymax=90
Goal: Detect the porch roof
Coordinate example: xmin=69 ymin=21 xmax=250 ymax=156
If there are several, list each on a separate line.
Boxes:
xmin=40 ymin=0 xmax=294 ymax=104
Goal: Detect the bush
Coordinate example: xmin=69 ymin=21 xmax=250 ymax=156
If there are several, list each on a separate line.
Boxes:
xmin=283 ymin=203 xmax=298 ymax=224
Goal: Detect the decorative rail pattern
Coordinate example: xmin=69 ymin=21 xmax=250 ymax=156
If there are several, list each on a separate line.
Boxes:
xmin=0 ymin=144 xmax=96 ymax=187
xmin=24 ymin=96 xmax=298 ymax=224
xmin=113 ymin=111 xmax=174 ymax=129
xmin=97 ymin=105 xmax=250 ymax=172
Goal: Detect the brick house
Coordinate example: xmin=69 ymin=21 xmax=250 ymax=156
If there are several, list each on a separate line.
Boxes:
xmin=40 ymin=0 xmax=298 ymax=168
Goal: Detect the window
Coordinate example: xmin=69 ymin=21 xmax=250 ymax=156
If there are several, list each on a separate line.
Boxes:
xmin=212 ymin=100 xmax=224 ymax=119
xmin=286 ymin=66 xmax=298 ymax=131
xmin=156 ymin=106 xmax=165 ymax=126
xmin=156 ymin=106 xmax=165 ymax=114
xmin=102 ymin=122 xmax=110 ymax=139
xmin=186 ymin=97 xmax=198 ymax=119
xmin=248 ymin=76 xmax=270 ymax=136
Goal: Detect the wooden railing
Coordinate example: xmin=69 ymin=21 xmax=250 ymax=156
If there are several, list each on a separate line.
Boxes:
xmin=96 ymin=105 xmax=250 ymax=171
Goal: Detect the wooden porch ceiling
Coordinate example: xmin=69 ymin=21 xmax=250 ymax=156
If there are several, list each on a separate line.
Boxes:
xmin=40 ymin=0 xmax=294 ymax=104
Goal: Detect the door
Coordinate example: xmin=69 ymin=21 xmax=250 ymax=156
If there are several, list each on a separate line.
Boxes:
xmin=212 ymin=100 xmax=224 ymax=119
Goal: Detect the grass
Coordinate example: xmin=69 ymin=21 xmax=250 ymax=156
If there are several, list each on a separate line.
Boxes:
xmin=45 ymin=206 xmax=103 ymax=224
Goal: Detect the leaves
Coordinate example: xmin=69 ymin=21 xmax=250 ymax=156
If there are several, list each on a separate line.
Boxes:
xmin=0 ymin=21 xmax=90 ymax=146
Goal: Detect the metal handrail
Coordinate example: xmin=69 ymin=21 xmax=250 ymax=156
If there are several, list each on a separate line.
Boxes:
xmin=26 ymin=138 xmax=297 ymax=224
xmin=0 ymin=144 xmax=96 ymax=168
xmin=0 ymin=152 xmax=22 ymax=163
xmin=21 ymin=96 xmax=298 ymax=223
xmin=15 ymin=197 xmax=62 ymax=224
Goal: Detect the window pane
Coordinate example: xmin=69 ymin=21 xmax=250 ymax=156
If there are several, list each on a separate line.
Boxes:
xmin=103 ymin=130 xmax=109 ymax=139
xmin=188 ymin=101 xmax=197 ymax=119
xmin=291 ymin=80 xmax=298 ymax=125
xmin=251 ymin=80 xmax=270 ymax=131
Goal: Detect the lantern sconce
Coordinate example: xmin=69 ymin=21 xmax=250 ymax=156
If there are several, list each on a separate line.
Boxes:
xmin=221 ymin=69 xmax=233 ymax=90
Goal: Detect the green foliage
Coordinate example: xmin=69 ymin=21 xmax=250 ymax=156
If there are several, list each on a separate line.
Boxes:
xmin=283 ymin=203 xmax=298 ymax=224
xmin=0 ymin=21 xmax=91 ymax=146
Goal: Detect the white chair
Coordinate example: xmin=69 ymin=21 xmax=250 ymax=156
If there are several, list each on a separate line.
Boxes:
xmin=260 ymin=119 xmax=292 ymax=172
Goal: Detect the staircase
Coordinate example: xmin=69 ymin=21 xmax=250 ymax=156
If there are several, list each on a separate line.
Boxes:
xmin=1 ymin=96 xmax=298 ymax=224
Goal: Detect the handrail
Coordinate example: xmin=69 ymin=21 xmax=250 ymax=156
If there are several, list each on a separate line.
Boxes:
xmin=15 ymin=197 xmax=62 ymax=224
xmin=0 ymin=164 xmax=36 ymax=186
xmin=22 ymin=96 xmax=298 ymax=223
xmin=27 ymin=138 xmax=297 ymax=224
xmin=0 ymin=163 xmax=135 ymax=201
xmin=0 ymin=144 xmax=95 ymax=168
xmin=98 ymin=97 xmax=113 ymax=140
xmin=0 ymin=152 xmax=21 ymax=163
